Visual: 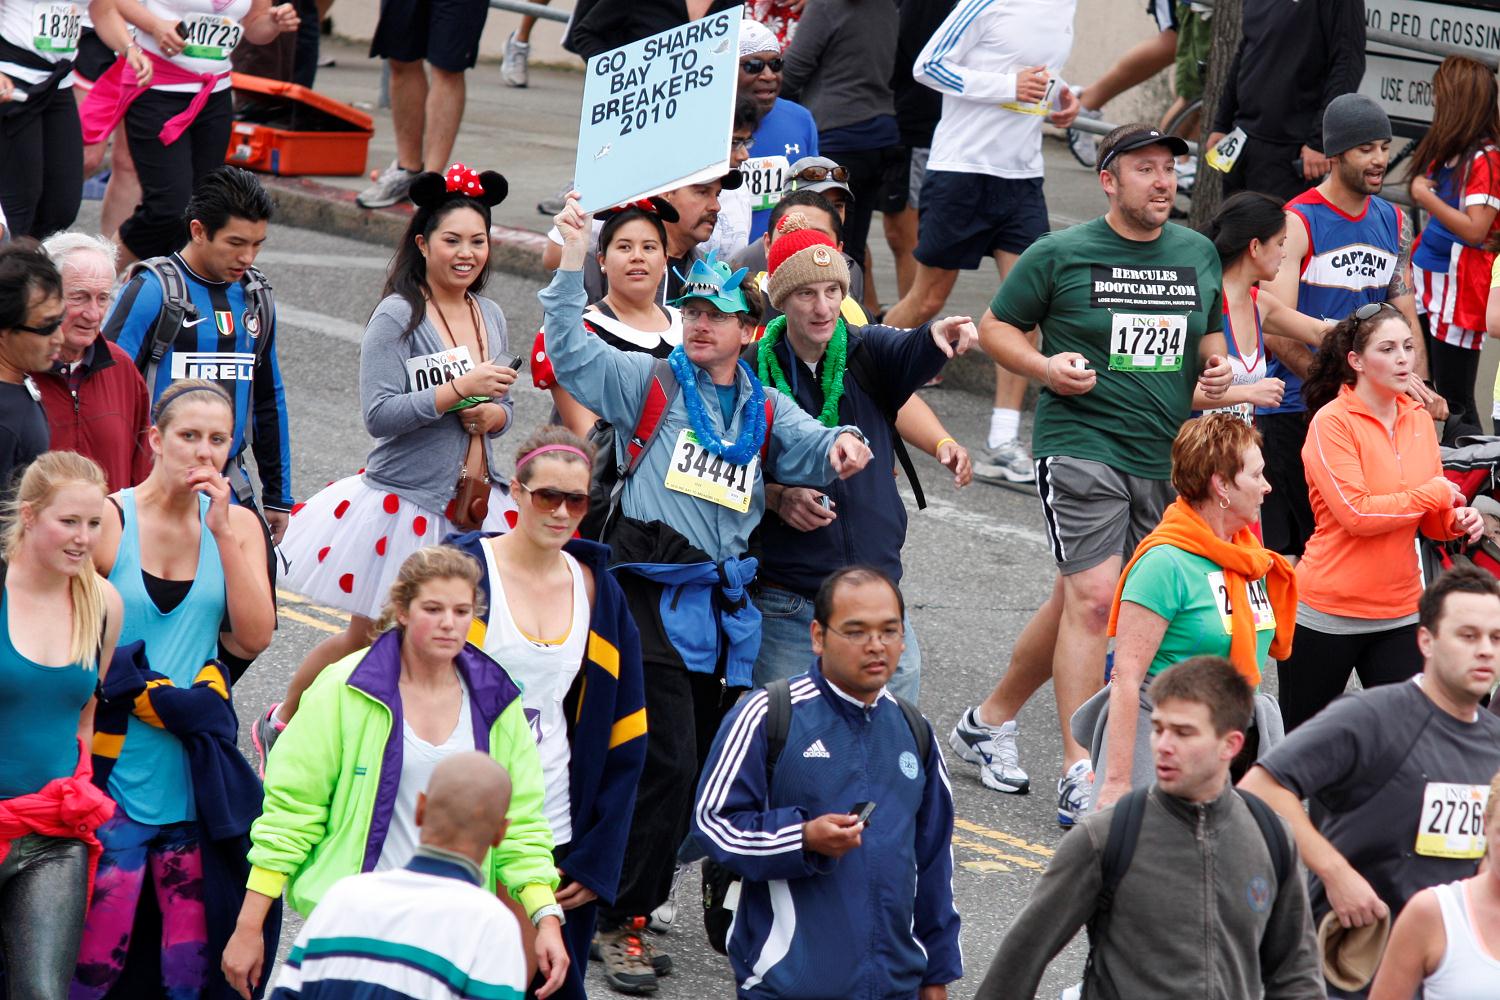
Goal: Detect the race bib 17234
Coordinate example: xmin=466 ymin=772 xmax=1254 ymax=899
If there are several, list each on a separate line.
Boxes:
xmin=663 ymin=428 xmax=756 ymax=512
xmin=179 ymin=13 xmax=243 ymax=59
xmin=32 ymin=2 xmax=80 ymax=53
xmin=743 ymin=155 xmax=790 ymax=213
xmin=1415 ymin=782 xmax=1490 ymax=859
xmin=404 ymin=345 xmax=475 ymax=393
xmin=1108 ymin=313 xmax=1186 ymax=372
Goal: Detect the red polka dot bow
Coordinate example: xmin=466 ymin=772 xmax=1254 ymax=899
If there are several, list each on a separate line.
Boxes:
xmin=444 ymin=164 xmax=484 ymax=196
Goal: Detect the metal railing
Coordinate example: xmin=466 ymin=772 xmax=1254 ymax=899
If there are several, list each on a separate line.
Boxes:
xmin=486 ymin=0 xmax=569 ymax=22
xmin=1367 ymin=26 xmax=1499 ymax=70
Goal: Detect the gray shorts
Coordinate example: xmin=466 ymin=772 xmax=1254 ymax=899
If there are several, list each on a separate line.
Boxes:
xmin=909 ymin=146 xmax=930 ymax=209
xmin=1035 ymin=455 xmax=1174 ymax=574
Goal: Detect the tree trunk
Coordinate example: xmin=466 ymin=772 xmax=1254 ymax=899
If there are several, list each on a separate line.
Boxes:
xmin=1188 ymin=0 xmax=1243 ymax=229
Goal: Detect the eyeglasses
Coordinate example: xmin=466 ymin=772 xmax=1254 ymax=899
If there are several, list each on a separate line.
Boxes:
xmin=792 ymin=165 xmax=850 ymax=184
xmin=740 ymin=57 xmax=783 ymax=74
xmin=731 ymin=137 xmax=753 ymax=153
xmin=824 ymin=624 xmax=905 ymax=646
xmin=1353 ymin=302 xmax=1397 ymax=323
xmin=516 ymin=482 xmax=590 ymax=516
xmin=681 ymin=306 xmax=739 ymax=325
xmin=13 ymin=317 xmax=62 ymax=337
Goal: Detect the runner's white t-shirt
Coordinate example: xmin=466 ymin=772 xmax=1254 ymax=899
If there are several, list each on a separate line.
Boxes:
xmin=375 ymin=675 xmax=477 ymax=872
xmin=136 ymin=0 xmax=252 ymax=93
xmin=0 ymin=0 xmax=82 ymax=85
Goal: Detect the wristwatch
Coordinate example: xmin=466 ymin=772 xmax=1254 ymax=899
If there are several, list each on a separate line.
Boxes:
xmin=530 ymin=903 xmax=565 ymax=927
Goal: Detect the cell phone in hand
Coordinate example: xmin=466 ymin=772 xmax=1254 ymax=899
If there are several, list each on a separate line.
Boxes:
xmin=851 ymin=801 xmax=877 ymax=826
xmin=505 ymin=353 xmax=526 ymax=371
xmin=174 ymin=19 xmax=190 ymax=38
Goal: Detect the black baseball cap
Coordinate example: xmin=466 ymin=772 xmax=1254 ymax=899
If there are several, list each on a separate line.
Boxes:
xmin=1097 ymin=126 xmax=1191 ymax=172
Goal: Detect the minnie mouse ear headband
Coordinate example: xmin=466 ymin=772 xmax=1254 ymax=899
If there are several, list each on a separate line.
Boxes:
xmin=669 ymin=251 xmax=751 ymax=315
xmin=596 ymin=196 xmax=681 ymax=225
xmin=409 ymin=163 xmax=509 ymax=210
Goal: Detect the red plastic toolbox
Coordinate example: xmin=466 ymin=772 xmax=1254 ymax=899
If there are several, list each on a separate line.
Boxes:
xmin=225 ymin=73 xmax=374 ymax=177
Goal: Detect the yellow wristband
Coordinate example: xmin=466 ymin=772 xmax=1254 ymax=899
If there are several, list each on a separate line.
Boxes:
xmin=935 ymin=437 xmax=957 ymax=451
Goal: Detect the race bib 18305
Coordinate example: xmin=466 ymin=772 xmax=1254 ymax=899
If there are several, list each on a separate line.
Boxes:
xmin=1415 ymin=782 xmax=1489 ymax=859
xmin=664 ymin=429 xmax=756 ymax=512
xmin=32 ymin=2 xmax=80 ymax=53
xmin=1108 ymin=313 xmax=1186 ymax=372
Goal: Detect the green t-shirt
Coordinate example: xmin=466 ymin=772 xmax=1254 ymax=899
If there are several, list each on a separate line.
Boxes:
xmin=989 ymin=218 xmax=1224 ymax=480
xmin=1119 ymin=545 xmax=1276 ymax=679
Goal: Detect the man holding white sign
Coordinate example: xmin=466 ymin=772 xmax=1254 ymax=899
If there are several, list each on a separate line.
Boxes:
xmin=1241 ymin=565 xmax=1500 ymax=999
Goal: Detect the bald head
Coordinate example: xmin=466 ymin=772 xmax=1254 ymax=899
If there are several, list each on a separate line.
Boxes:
xmin=416 ymin=752 xmax=513 ymax=863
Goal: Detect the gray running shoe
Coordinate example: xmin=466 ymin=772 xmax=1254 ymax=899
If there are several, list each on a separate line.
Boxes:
xmin=1057 ymin=759 xmax=1095 ymax=829
xmin=949 ymin=707 xmax=1030 ymax=794
xmin=1067 ymin=106 xmax=1103 ymax=168
xmin=974 ymin=439 xmax=1035 ymax=485
xmin=594 ymin=922 xmax=660 ymax=994
xmin=356 ymin=161 xmax=418 ymax=209
xmin=501 ymin=31 xmax=530 ymax=88
xmin=250 ymin=702 xmax=284 ymax=779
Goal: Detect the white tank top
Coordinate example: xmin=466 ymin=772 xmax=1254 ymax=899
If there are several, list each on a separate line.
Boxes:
xmin=375 ymin=673 xmax=476 ymax=872
xmin=0 ymin=0 xmax=81 ymax=84
xmin=1424 ymin=880 xmax=1500 ymax=1000
xmin=135 ymin=0 xmax=252 ymax=93
xmin=480 ymin=542 xmax=589 ymax=846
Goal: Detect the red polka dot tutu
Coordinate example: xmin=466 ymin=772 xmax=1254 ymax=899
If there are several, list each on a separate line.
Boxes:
xmin=279 ymin=473 xmax=518 ymax=619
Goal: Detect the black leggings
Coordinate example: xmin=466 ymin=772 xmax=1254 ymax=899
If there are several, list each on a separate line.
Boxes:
xmin=119 ymin=88 xmax=234 ymax=261
xmin=1276 ymin=620 xmax=1423 ymax=731
xmin=0 ymin=86 xmax=83 ymax=239
xmin=1426 ymin=331 xmax=1483 ymax=445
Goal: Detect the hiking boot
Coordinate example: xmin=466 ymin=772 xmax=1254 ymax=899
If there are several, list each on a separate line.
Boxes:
xmin=1066 ymin=106 xmax=1103 ymax=168
xmin=357 ymin=161 xmax=418 ymax=209
xmin=594 ymin=921 xmax=661 ymax=993
xmin=1057 ymin=759 xmax=1095 ymax=829
xmin=949 ymin=707 xmax=1030 ymax=794
xmin=501 ymin=31 xmax=530 ymax=88
xmin=251 ymin=703 xmax=285 ymax=779
xmin=973 ymin=439 xmax=1035 ymax=485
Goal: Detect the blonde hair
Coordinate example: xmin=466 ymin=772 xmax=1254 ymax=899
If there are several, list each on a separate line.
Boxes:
xmin=2 ymin=452 xmax=109 ymax=669
xmin=375 ymin=546 xmax=485 ymax=633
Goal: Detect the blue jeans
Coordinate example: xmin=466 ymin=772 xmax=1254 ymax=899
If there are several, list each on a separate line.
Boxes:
xmin=752 ymin=587 xmax=921 ymax=703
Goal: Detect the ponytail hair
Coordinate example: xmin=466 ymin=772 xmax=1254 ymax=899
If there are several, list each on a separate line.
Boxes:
xmin=1301 ymin=303 xmax=1404 ymax=417
xmin=2 ymin=452 xmax=109 ymax=669
xmin=1201 ymin=191 xmax=1287 ymax=266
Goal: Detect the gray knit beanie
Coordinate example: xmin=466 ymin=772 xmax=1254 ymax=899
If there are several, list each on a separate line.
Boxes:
xmin=1322 ymin=94 xmax=1391 ymax=157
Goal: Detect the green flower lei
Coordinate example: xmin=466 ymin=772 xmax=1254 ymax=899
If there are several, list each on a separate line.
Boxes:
xmin=756 ymin=314 xmax=849 ymax=427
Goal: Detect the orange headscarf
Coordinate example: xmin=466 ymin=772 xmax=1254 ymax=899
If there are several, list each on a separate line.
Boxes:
xmin=1107 ymin=497 xmax=1297 ymax=685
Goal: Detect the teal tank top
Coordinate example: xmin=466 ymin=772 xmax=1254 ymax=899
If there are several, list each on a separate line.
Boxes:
xmin=107 ymin=490 xmax=226 ymax=824
xmin=0 ymin=584 xmax=96 ymax=798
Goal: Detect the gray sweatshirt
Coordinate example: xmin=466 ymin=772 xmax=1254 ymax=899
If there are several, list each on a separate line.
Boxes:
xmin=976 ymin=784 xmax=1322 ymax=1000
xmin=780 ymin=0 xmax=898 ymax=134
xmin=359 ymin=294 xmax=514 ymax=513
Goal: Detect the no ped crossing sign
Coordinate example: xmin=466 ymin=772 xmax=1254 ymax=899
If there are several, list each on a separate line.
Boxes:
xmin=572 ymin=6 xmax=742 ymax=215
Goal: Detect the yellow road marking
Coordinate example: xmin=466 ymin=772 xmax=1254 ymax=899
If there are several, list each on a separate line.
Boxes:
xmin=277 ymin=589 xmax=351 ymax=624
xmin=955 ymin=818 xmax=1055 ymax=859
xmin=280 ymin=608 xmax=343 ymax=635
xmin=952 ymin=835 xmax=1046 ymax=871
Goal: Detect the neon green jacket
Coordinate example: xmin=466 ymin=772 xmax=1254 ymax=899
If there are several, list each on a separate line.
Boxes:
xmin=245 ymin=632 xmax=559 ymax=917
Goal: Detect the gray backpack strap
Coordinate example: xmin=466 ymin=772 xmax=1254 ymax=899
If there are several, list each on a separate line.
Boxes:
xmin=126 ymin=257 xmax=196 ymax=391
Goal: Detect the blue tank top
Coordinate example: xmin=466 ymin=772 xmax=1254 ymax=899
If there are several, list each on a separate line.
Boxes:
xmin=107 ymin=490 xmax=225 ymax=824
xmin=0 ymin=585 xmax=96 ymax=799
xmin=1260 ymin=190 xmax=1403 ymax=415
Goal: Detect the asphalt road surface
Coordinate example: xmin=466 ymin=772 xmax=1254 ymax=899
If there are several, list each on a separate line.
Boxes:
xmin=75 ymin=202 xmax=1090 ymax=1000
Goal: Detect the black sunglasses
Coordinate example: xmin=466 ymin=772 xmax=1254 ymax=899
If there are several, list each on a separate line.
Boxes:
xmin=518 ymin=482 xmax=591 ymax=516
xmin=13 ymin=318 xmax=62 ymax=337
xmin=1353 ymin=301 xmax=1397 ymax=323
xmin=740 ymin=57 xmax=783 ymax=74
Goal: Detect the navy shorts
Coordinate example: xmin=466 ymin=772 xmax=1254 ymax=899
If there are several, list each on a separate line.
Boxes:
xmin=914 ymin=171 xmax=1049 ymax=270
xmin=369 ymin=0 xmax=488 ymax=72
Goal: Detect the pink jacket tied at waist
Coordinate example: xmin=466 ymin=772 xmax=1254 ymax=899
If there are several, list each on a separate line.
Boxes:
xmin=80 ymin=50 xmax=228 ymax=145
xmin=0 ymin=739 xmax=117 ymax=905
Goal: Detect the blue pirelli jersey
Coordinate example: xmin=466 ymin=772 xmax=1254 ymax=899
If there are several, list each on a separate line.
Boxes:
xmin=104 ymin=253 xmax=294 ymax=509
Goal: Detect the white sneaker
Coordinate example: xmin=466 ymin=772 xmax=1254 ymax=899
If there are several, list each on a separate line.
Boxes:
xmin=949 ymin=707 xmax=1030 ymax=794
xmin=974 ymin=439 xmax=1035 ymax=485
xmin=356 ymin=161 xmax=418 ymax=209
xmin=1057 ymin=759 xmax=1094 ymax=829
xmin=502 ymin=31 xmax=530 ymax=88
xmin=1067 ymin=106 xmax=1103 ymax=168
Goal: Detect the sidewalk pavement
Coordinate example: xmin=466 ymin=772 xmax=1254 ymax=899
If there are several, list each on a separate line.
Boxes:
xmin=261 ymin=37 xmax=1113 ymax=393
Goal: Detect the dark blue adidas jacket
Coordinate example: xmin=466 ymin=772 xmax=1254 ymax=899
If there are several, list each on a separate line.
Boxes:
xmin=105 ymin=253 xmax=293 ymax=511
xmin=690 ymin=662 xmax=961 ymax=999
xmin=750 ymin=324 xmax=947 ymax=597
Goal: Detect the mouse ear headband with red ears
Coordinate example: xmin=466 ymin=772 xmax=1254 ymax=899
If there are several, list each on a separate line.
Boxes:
xmin=408 ymin=163 xmax=510 ymax=210
xmin=596 ymin=196 xmax=681 ymax=225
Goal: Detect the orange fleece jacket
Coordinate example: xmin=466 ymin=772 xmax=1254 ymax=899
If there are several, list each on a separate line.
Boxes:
xmin=1299 ymin=385 xmax=1458 ymax=619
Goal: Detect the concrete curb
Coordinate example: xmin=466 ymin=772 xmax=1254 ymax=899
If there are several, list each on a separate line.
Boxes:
xmin=261 ymin=173 xmax=997 ymax=392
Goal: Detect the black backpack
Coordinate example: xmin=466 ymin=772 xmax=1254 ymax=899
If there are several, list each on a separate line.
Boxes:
xmin=1082 ymin=787 xmax=1292 ymax=999
xmin=701 ymin=677 xmax=932 ymax=953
